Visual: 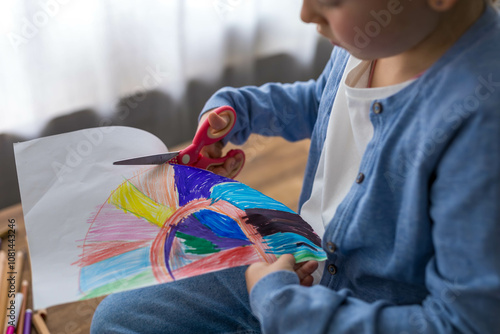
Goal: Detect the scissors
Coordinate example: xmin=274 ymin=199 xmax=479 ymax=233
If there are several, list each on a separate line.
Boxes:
xmin=113 ymin=105 xmax=245 ymax=178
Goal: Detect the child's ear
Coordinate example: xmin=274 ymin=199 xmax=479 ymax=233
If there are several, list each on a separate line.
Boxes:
xmin=428 ymin=0 xmax=459 ymax=11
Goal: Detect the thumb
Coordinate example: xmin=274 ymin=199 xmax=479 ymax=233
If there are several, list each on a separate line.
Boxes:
xmin=275 ymin=254 xmax=296 ymax=271
xmin=207 ymin=112 xmax=230 ymax=131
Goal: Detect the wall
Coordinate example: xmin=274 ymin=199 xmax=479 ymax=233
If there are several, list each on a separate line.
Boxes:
xmin=0 ymin=38 xmax=333 ymax=209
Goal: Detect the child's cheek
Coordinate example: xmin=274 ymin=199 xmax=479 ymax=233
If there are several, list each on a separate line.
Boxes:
xmin=329 ymin=17 xmax=370 ymax=51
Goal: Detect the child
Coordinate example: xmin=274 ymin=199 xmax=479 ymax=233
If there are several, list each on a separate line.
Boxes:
xmin=91 ymin=0 xmax=500 ymax=333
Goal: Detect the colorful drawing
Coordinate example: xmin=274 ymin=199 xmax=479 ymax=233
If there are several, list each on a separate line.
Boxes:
xmin=73 ymin=164 xmax=326 ymax=299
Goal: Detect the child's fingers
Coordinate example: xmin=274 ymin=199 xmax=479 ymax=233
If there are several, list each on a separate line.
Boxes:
xmin=245 ymin=255 xmax=299 ymax=294
xmin=199 ymin=109 xmax=244 ymax=178
xmin=210 ymin=166 xmax=229 ymax=177
xmin=300 ymin=275 xmax=314 ymax=287
xmin=210 ymin=158 xmax=235 ymax=178
xmin=245 ymin=262 xmax=273 ymax=294
xmin=224 ymin=153 xmax=244 ymax=179
xmin=295 ymin=260 xmax=318 ymax=281
xmin=275 ymin=254 xmax=296 ymax=271
xmin=204 ymin=150 xmax=244 ymax=178
xmin=293 ymin=260 xmax=317 ymax=273
xmin=293 ymin=261 xmax=306 ymax=271
xmin=200 ymin=142 xmax=223 ymax=159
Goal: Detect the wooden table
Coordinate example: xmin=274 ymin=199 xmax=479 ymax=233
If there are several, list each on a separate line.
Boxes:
xmin=0 ymin=135 xmax=310 ymax=333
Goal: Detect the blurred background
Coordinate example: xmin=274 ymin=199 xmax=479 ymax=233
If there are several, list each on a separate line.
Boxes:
xmin=0 ymin=0 xmax=333 ymax=209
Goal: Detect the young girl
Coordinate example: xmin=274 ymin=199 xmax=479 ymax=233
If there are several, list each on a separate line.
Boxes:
xmin=92 ymin=0 xmax=500 ymax=333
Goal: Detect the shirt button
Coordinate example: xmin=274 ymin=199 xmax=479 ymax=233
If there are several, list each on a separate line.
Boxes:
xmin=326 ymin=242 xmax=337 ymax=253
xmin=328 ymin=264 xmax=337 ymax=275
xmin=373 ymin=102 xmax=383 ymax=114
xmin=356 ymin=172 xmax=365 ymax=184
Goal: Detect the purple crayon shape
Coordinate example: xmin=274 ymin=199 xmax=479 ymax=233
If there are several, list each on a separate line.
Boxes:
xmin=22 ymin=310 xmax=32 ymax=334
xmin=6 ymin=326 xmax=15 ymax=334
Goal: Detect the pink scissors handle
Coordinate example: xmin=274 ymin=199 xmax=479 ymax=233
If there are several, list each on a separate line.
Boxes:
xmin=176 ymin=106 xmax=245 ymax=178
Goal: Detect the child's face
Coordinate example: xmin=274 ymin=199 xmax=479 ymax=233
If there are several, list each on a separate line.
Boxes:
xmin=301 ymin=0 xmax=440 ymax=59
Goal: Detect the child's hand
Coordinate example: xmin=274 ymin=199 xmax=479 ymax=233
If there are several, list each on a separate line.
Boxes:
xmin=245 ymin=254 xmax=319 ymax=294
xmin=199 ymin=110 xmax=244 ymax=178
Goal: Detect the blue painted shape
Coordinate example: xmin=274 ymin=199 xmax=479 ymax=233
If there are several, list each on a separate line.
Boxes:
xmin=80 ymin=247 xmax=151 ymax=292
xmin=210 ymin=183 xmax=295 ymax=213
xmin=173 ymin=165 xmax=236 ymax=206
xmin=263 ymin=232 xmax=327 ymax=260
xmin=177 ymin=214 xmax=252 ymax=249
xmin=193 ymin=209 xmax=249 ymax=241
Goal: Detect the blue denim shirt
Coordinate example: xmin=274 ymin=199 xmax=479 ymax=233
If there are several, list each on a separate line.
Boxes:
xmin=202 ymin=6 xmax=500 ymax=334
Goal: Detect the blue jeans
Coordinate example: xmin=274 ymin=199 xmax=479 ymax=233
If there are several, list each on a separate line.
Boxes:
xmin=91 ymin=266 xmax=261 ymax=334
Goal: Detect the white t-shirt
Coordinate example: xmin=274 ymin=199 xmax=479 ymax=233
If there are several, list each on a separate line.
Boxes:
xmin=300 ymin=56 xmax=415 ymax=282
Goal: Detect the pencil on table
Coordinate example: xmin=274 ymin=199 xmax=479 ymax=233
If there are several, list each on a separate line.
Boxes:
xmin=14 ymin=251 xmax=25 ymax=292
xmin=32 ymin=309 xmax=50 ymax=334
xmin=16 ymin=280 xmax=29 ymax=334
xmin=0 ymin=251 xmax=8 ymax=334
xmin=13 ymin=293 xmax=24 ymax=327
xmin=3 ymin=251 xmax=25 ymax=332
xmin=23 ymin=310 xmax=32 ymax=334
xmin=0 ymin=224 xmax=10 ymax=238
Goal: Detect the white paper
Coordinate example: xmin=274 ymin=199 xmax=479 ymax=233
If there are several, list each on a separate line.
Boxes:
xmin=15 ymin=126 xmax=327 ymax=310
xmin=14 ymin=127 xmax=167 ymax=309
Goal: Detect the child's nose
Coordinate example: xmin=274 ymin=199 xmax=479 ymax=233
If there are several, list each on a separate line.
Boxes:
xmin=300 ymin=0 xmax=322 ymax=24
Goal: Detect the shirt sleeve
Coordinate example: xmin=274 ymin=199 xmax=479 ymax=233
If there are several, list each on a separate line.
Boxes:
xmin=200 ymin=52 xmax=334 ymax=145
xmin=249 ymin=106 xmax=500 ymax=333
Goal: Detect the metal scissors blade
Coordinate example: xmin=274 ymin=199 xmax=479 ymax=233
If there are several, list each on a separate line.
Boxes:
xmin=113 ymin=151 xmax=179 ymax=165
xmin=112 ymin=106 xmax=244 ymax=178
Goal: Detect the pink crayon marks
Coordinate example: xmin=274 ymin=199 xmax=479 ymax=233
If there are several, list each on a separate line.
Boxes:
xmin=150 ymin=197 xmax=274 ymax=283
xmin=73 ymin=164 xmax=324 ymax=300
